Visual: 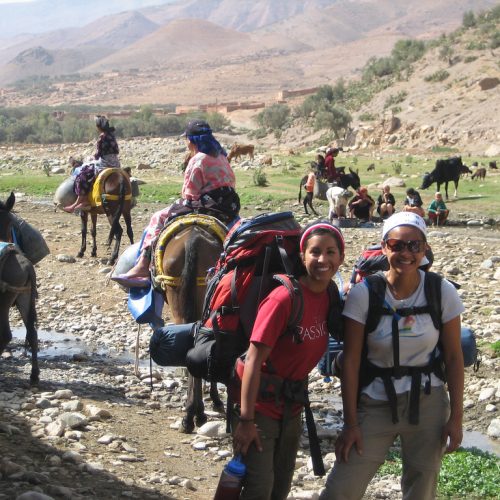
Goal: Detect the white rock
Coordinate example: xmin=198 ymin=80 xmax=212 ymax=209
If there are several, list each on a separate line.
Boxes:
xmin=53 ymin=389 xmax=74 ymax=400
xmin=485 ymin=404 xmax=497 ymax=412
xmin=59 ymin=412 xmax=88 ymax=429
xmin=45 ymin=420 xmax=66 ymax=437
xmin=97 ymin=434 xmax=115 ymax=445
xmin=478 ymin=387 xmax=496 ymax=401
xmin=487 ymin=418 xmax=500 ymax=438
xmin=61 ymin=400 xmax=83 ymax=411
xmin=192 ymin=441 xmax=207 ymax=450
xmin=196 ymin=420 xmax=225 ymax=437
xmin=16 ymin=493 xmax=55 ymax=500
xmin=86 ymin=405 xmax=112 ymax=420
xmin=62 ymin=450 xmax=84 ymax=463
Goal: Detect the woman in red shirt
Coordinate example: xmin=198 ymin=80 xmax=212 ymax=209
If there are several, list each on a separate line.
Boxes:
xmin=232 ymin=221 xmax=345 ymax=499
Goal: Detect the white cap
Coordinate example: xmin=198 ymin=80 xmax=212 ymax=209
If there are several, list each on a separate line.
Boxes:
xmin=382 ymin=212 xmax=427 ymax=240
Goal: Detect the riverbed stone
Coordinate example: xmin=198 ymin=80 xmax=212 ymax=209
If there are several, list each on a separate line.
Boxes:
xmin=486 ymin=418 xmax=500 ymax=438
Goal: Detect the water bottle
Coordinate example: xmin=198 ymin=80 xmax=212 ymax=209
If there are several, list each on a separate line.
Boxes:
xmin=213 ymin=455 xmax=246 ymax=499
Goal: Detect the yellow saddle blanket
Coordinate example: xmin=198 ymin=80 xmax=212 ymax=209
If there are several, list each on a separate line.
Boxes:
xmin=89 ymin=168 xmax=132 ymax=207
xmin=153 ymin=214 xmax=227 ymax=290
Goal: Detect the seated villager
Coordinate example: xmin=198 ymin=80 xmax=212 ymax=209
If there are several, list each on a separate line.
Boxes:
xmin=348 ymin=186 xmax=375 ymax=222
xmin=112 ymin=119 xmax=240 ymax=288
xmin=428 ymin=191 xmax=449 ymax=226
xmin=64 ymin=116 xmax=120 ymax=213
xmin=376 ymin=185 xmax=395 ymax=219
xmin=402 ymin=187 xmax=425 ymax=217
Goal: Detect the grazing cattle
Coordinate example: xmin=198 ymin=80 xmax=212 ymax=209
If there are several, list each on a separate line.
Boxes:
xmin=459 ymin=164 xmax=472 ymax=177
xmin=227 ymin=144 xmax=255 ymax=162
xmin=367 ymin=163 xmax=375 ymax=172
xmin=471 ymin=167 xmax=486 ymax=180
xmin=326 ymin=186 xmax=353 ymax=221
xmin=489 ymin=161 xmax=498 ymax=169
xmin=420 ymin=156 xmax=462 ymax=199
xmin=261 ymin=155 xmax=272 ymax=166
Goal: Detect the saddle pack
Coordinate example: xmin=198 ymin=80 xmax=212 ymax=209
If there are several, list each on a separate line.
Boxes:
xmin=90 ymin=168 xmax=132 ymax=208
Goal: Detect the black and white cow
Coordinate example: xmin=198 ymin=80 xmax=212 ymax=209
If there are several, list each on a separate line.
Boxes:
xmin=420 ymin=156 xmax=463 ymax=199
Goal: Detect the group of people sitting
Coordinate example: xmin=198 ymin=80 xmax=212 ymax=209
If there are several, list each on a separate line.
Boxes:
xmin=348 ymin=185 xmax=449 ymax=225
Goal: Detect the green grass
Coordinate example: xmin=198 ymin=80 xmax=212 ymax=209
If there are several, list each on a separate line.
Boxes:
xmin=378 ymin=448 xmax=500 ymax=498
xmin=1 ymin=153 xmax=499 ymax=219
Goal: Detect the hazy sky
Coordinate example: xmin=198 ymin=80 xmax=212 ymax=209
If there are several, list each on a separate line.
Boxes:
xmin=0 ymin=0 xmax=176 ymax=37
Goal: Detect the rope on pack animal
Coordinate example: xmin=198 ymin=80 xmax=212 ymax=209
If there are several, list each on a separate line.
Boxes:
xmin=153 ymin=214 xmax=227 ymax=291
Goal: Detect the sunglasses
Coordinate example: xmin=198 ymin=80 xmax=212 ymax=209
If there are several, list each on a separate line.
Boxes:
xmin=384 ymin=239 xmax=425 ymax=253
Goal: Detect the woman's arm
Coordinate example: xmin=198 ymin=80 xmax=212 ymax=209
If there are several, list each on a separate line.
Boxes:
xmin=335 ymin=318 xmax=365 ymax=463
xmin=233 ymin=341 xmax=271 ymax=456
xmin=440 ymin=315 xmax=464 ymax=453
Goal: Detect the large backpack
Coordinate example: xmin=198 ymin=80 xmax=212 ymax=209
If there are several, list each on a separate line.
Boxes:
xmin=185 ymin=211 xmax=342 ymax=477
xmin=185 ymin=211 xmax=343 ymax=385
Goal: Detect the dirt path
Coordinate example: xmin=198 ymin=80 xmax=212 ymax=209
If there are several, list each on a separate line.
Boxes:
xmin=0 ymin=197 xmax=498 ymax=499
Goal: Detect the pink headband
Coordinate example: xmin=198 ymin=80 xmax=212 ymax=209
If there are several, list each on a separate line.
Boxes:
xmin=300 ymin=223 xmax=345 ymax=254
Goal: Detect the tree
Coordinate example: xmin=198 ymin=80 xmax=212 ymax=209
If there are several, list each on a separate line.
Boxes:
xmin=256 ymin=103 xmax=290 ymax=131
xmin=314 ymin=106 xmax=352 ymax=140
xmin=462 ymin=11 xmax=476 ymax=28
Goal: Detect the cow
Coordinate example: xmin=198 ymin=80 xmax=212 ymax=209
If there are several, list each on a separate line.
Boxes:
xmin=471 ymin=167 xmax=486 ymax=180
xmin=227 ymin=144 xmax=255 ymax=162
xmin=459 ymin=163 xmax=472 ymax=177
xmin=326 ymin=186 xmax=354 ymax=221
xmin=420 ymin=156 xmax=463 ymax=199
xmin=489 ymin=161 xmax=498 ymax=170
xmin=367 ymin=163 xmax=375 ymax=172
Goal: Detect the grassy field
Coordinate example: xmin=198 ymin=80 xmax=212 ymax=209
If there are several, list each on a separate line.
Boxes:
xmin=1 ymin=152 xmax=499 ymax=220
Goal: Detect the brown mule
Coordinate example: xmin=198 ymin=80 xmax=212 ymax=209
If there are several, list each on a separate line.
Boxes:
xmin=153 ymin=214 xmax=227 ymax=433
xmin=0 ymin=192 xmax=39 ymax=384
xmin=56 ymin=168 xmax=134 ymax=265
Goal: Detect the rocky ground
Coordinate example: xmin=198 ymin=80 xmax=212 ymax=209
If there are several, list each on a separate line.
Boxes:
xmin=1 ymin=197 xmax=499 ymax=500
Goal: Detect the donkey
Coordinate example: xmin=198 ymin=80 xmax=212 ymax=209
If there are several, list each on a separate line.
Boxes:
xmin=154 ymin=216 xmax=227 ymax=433
xmin=55 ymin=168 xmax=134 ymax=265
xmin=0 ymin=192 xmax=39 ymax=384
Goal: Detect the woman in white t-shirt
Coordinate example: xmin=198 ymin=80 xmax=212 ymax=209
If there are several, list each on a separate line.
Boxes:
xmin=321 ymin=212 xmax=464 ymax=500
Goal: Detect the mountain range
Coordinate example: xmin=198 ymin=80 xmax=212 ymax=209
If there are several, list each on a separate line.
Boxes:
xmin=0 ymin=0 xmax=497 ymax=106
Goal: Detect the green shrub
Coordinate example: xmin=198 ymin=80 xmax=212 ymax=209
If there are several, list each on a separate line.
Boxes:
xmin=359 ymin=112 xmax=376 ymax=121
xmin=392 ymin=162 xmax=402 ymax=174
xmin=378 ymin=448 xmax=500 ymax=498
xmin=253 ymin=167 xmax=268 ymax=187
xmin=490 ymin=30 xmax=500 ymax=49
xmin=384 ymin=91 xmax=408 ymax=109
xmin=464 ymin=55 xmax=478 ymax=63
xmin=463 ymin=11 xmax=477 ymax=29
xmin=391 ymin=106 xmax=402 ymax=114
xmin=424 ymin=70 xmax=450 ymax=82
xmin=256 ymin=103 xmax=290 ymax=131
xmin=465 ymin=41 xmax=486 ymax=50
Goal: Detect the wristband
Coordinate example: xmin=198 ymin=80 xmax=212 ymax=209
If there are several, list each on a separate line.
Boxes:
xmin=239 ymin=417 xmax=255 ymax=423
xmin=342 ymin=423 xmax=360 ymax=430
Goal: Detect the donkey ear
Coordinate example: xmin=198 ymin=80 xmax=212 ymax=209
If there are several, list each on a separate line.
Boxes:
xmin=6 ymin=191 xmax=15 ymax=211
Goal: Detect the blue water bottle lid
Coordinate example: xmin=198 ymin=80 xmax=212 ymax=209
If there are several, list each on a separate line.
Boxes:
xmin=226 ymin=456 xmax=246 ymax=477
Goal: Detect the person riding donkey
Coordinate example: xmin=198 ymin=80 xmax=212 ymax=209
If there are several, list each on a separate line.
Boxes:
xmin=64 ymin=116 xmax=121 ymax=213
xmin=112 ymin=119 xmax=240 ymax=288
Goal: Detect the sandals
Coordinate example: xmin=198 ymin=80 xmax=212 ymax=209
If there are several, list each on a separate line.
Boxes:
xmin=111 ymin=274 xmax=151 ymax=289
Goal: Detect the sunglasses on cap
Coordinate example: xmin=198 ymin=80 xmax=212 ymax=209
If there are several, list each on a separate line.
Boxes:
xmin=384 ymin=239 xmax=426 ymax=253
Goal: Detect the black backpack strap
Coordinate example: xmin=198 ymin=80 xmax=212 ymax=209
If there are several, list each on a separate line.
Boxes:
xmin=364 ymin=273 xmax=389 ymax=334
xmin=326 ymin=281 xmax=344 ymax=341
xmin=423 ymin=271 xmax=443 ymax=331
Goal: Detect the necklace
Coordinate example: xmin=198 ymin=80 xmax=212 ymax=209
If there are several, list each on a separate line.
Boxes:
xmin=386 ymin=275 xmax=420 ymax=300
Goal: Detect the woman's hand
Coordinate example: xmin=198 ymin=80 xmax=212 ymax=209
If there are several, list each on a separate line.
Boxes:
xmin=442 ymin=416 xmax=463 ymax=453
xmin=233 ymin=421 xmax=262 ymax=456
xmin=335 ymin=425 xmax=363 ymax=463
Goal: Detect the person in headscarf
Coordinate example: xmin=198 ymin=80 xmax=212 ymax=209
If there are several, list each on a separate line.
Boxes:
xmin=112 ymin=119 xmax=240 ymax=287
xmin=63 ymin=116 xmax=120 ymax=213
